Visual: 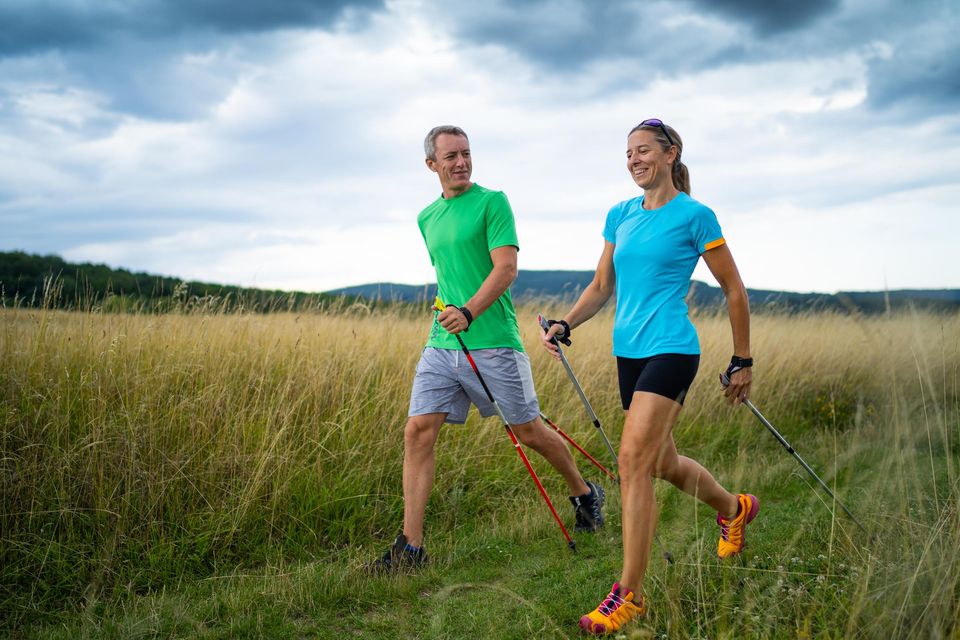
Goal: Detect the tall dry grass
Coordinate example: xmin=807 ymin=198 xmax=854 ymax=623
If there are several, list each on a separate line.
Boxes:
xmin=2 ymin=303 xmax=958 ymax=634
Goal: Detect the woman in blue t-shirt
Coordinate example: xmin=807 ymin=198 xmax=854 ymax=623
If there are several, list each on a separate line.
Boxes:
xmin=542 ymin=119 xmax=757 ymax=635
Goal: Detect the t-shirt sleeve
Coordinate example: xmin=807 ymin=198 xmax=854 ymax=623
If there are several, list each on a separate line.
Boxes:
xmin=417 ymin=216 xmax=436 ymax=265
xmin=602 ymin=203 xmax=622 ymax=244
xmin=485 ymin=191 xmax=520 ymax=252
xmin=690 ymin=203 xmax=725 ymax=254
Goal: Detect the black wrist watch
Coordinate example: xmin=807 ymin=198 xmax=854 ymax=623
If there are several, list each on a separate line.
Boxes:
xmin=730 ymin=355 xmax=753 ymax=368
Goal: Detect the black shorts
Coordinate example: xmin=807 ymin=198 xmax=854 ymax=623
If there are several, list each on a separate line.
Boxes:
xmin=616 ymin=353 xmax=700 ymax=409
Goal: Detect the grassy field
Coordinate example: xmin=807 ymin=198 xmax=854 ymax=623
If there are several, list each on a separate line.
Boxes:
xmin=1 ymin=303 xmax=958 ymax=638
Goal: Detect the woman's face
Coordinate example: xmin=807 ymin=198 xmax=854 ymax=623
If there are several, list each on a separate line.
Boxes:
xmin=626 ymin=129 xmax=676 ymax=190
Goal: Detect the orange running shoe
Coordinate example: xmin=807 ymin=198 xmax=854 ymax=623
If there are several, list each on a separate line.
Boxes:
xmin=579 ymin=582 xmax=645 ymax=635
xmin=717 ymin=493 xmax=760 ymax=559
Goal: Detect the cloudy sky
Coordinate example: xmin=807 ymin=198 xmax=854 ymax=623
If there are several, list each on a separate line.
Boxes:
xmin=2 ymin=0 xmax=958 ymax=293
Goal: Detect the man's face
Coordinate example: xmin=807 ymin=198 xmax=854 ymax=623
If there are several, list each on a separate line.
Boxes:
xmin=427 ymin=133 xmax=472 ymax=197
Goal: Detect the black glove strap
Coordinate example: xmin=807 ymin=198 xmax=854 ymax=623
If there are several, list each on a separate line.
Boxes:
xmin=725 ymin=355 xmax=753 ymax=379
xmin=547 ymin=319 xmax=572 ymax=346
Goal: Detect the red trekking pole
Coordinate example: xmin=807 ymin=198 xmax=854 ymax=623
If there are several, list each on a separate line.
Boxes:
xmin=538 ymin=412 xmax=617 ymax=483
xmin=434 ymin=297 xmax=576 ymax=552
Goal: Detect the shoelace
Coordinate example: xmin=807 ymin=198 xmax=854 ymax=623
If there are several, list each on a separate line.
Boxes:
xmin=597 ymin=590 xmax=627 ymax=617
xmin=719 ymin=512 xmax=744 ymax=546
xmin=719 ymin=518 xmax=731 ymax=541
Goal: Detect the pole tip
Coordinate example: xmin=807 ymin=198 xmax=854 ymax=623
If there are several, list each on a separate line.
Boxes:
xmin=568 ymin=540 xmax=577 ymax=553
xmin=663 ymin=551 xmax=674 ymax=564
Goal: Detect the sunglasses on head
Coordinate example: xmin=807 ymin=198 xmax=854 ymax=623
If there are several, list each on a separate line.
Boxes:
xmin=638 ymin=118 xmax=677 ymax=149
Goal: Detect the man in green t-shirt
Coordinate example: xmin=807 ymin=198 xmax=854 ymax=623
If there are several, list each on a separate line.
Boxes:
xmin=369 ymin=126 xmax=606 ymax=572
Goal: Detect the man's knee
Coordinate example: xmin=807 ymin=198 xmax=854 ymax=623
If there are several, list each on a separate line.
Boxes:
xmin=404 ymin=414 xmax=442 ymax=451
xmin=511 ymin=417 xmax=547 ymax=447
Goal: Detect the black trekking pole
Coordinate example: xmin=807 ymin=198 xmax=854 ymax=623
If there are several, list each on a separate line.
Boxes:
xmin=538 ymin=314 xmax=620 ymax=480
xmin=434 ymin=298 xmax=576 ymax=552
xmin=721 ymin=373 xmax=869 ymax=535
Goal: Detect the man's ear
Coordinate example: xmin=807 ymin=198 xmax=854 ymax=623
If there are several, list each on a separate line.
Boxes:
xmin=425 ymin=158 xmax=438 ymax=173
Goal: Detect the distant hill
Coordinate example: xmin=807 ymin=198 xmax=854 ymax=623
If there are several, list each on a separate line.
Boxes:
xmin=327 ymin=271 xmax=960 ymax=314
xmin=3 ymin=251 xmax=957 ymax=314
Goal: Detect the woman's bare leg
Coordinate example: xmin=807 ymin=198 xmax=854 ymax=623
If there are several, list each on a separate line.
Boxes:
xmin=618 ymin=391 xmax=739 ymax=592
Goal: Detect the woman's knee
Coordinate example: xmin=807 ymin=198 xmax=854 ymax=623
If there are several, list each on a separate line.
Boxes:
xmin=620 ymin=437 xmax=678 ymax=479
xmin=651 ymin=455 xmax=680 ymax=482
xmin=618 ymin=440 xmax=659 ymax=477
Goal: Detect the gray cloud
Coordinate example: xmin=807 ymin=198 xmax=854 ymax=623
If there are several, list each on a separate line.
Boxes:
xmin=868 ymin=50 xmax=960 ymax=111
xmin=448 ymin=1 xmax=640 ymax=69
xmin=0 ymin=0 xmax=387 ymax=122
xmin=863 ymin=12 xmax=960 ymax=110
xmin=436 ymin=0 xmax=959 ymax=114
xmin=686 ymin=0 xmax=840 ymax=35
xmin=437 ymin=0 xmax=844 ymax=71
xmin=0 ymin=0 xmax=385 ymax=56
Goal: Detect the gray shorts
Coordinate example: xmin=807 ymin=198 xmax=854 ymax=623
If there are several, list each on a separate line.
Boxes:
xmin=408 ymin=347 xmax=540 ymax=425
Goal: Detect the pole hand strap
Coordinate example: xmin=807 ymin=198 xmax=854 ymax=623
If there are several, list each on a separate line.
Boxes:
xmin=720 ymin=356 xmax=753 ymax=386
xmin=546 ymin=319 xmax=572 ymax=346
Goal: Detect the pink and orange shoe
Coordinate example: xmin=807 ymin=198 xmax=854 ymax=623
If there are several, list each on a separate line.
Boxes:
xmin=579 ymin=582 xmax=645 ymax=635
xmin=717 ymin=493 xmax=760 ymax=559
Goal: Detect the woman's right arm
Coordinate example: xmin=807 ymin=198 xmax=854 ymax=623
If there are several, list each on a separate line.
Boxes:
xmin=542 ymin=240 xmax=616 ymax=356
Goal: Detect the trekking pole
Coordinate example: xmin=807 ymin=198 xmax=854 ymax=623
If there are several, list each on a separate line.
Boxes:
xmin=538 ymin=314 xmax=619 ymax=480
xmin=721 ymin=373 xmax=869 ymax=535
xmin=538 ymin=412 xmax=617 ymax=483
xmin=434 ymin=298 xmax=576 ymax=552
xmin=538 ymin=314 xmax=677 ymax=562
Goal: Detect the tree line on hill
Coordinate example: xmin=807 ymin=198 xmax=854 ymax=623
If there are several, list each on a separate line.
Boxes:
xmin=3 ymin=251 xmax=958 ymax=314
xmin=0 ymin=251 xmax=337 ymax=312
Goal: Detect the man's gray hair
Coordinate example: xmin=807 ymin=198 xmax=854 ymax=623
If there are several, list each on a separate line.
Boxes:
xmin=424 ymin=125 xmax=468 ymax=161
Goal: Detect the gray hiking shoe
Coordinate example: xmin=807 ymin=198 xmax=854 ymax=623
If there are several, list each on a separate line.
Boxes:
xmin=570 ymin=480 xmax=606 ymax=532
xmin=367 ymin=533 xmax=428 ymax=574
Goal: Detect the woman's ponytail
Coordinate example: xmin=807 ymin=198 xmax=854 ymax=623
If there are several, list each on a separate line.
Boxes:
xmin=673 ymin=159 xmax=690 ymax=195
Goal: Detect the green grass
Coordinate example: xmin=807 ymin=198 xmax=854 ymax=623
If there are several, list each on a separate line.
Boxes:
xmin=2 ymin=307 xmax=959 ymax=638
xmin=18 ymin=441 xmax=959 ymax=639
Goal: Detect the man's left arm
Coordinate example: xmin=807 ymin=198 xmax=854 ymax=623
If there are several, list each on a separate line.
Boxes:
xmin=436 ymin=245 xmax=516 ymax=334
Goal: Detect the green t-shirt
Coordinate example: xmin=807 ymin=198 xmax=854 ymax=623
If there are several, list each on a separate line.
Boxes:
xmin=418 ymin=184 xmax=524 ymax=351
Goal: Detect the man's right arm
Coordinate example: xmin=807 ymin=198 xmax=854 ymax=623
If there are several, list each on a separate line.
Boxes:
xmin=436 ymin=245 xmax=516 ymax=335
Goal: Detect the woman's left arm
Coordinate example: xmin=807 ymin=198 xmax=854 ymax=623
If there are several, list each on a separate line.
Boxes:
xmin=702 ymin=243 xmax=752 ymax=404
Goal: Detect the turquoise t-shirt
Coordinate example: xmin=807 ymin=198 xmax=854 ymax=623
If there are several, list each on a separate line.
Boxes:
xmin=602 ymin=191 xmax=725 ymax=358
xmin=418 ymin=184 xmax=524 ymax=351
